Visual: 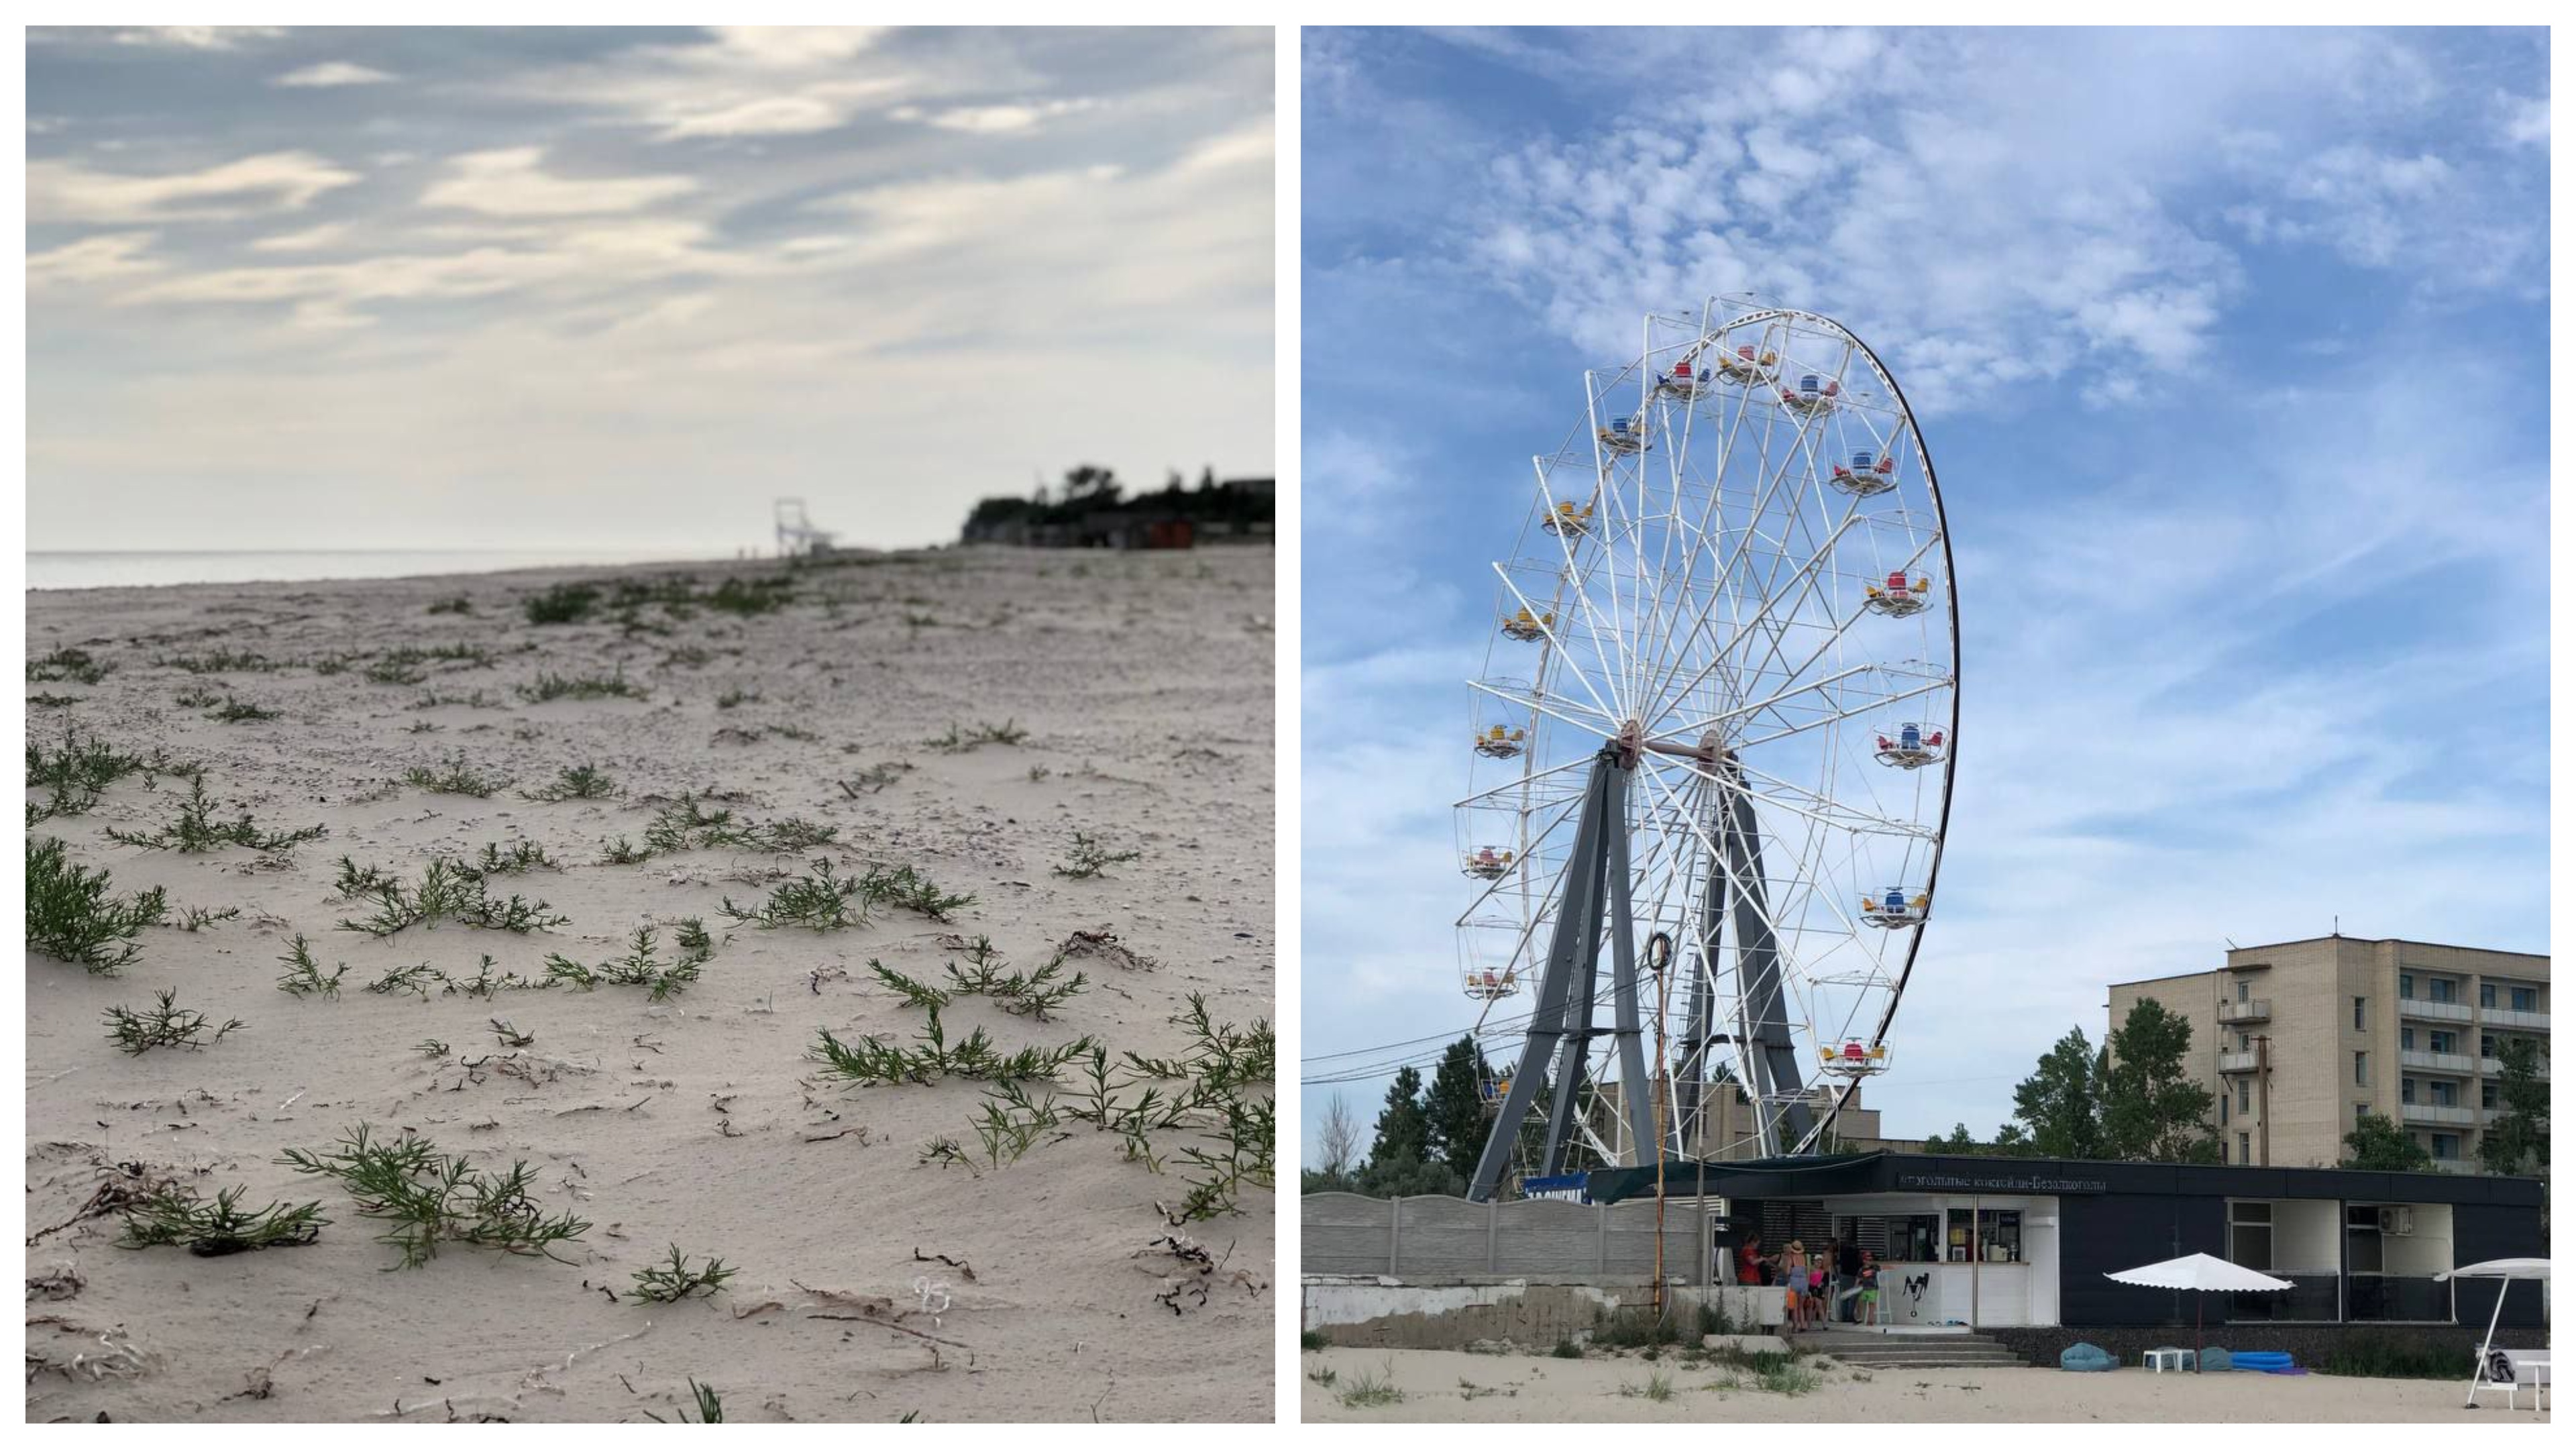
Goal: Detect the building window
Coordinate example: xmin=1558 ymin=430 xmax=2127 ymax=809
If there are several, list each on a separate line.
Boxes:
xmin=2237 ymin=1132 xmax=2251 ymax=1165
xmin=2229 ymin=1201 xmax=2273 ymax=1269
xmin=2355 ymin=1052 xmax=2369 ymax=1086
xmin=2429 ymin=1080 xmax=2455 ymax=1107
xmin=2512 ymin=987 xmax=2536 ymax=1012
xmin=2480 ymin=982 xmax=2496 ymax=1009
xmin=2354 ymin=996 xmax=2366 ymax=1030
xmin=2237 ymin=980 xmax=2250 ymax=1003
xmin=2482 ymin=1033 xmax=2496 ymax=1059
xmin=2483 ymin=1082 xmax=2498 ymax=1110
xmin=2237 ymin=1079 xmax=2251 ymax=1113
xmin=2219 ymin=1094 xmax=2229 ymax=1124
xmin=2356 ymin=1102 xmax=2369 ymax=1126
xmin=2430 ymin=1030 xmax=2456 ymax=1055
xmin=1944 ymin=1208 xmax=2022 ymax=1264
xmin=2432 ymin=1134 xmax=2460 ymax=1161
xmin=2402 ymin=1026 xmax=2416 ymax=1051
xmin=2400 ymin=974 xmax=2414 ymax=1000
xmin=2401 ymin=1077 xmax=2416 ymax=1106
xmin=2430 ymin=978 xmax=2457 ymax=1004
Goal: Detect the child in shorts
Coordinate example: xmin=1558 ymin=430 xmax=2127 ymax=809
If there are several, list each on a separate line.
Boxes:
xmin=1858 ymin=1252 xmax=1882 ymax=1327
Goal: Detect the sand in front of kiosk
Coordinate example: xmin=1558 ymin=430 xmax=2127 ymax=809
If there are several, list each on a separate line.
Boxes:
xmin=1299 ymin=1346 xmax=2542 ymax=1422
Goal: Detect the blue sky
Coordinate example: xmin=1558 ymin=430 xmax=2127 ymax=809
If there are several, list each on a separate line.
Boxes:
xmin=28 ymin=26 xmax=1271 ymax=552
xmin=1299 ymin=26 xmax=2549 ymax=1153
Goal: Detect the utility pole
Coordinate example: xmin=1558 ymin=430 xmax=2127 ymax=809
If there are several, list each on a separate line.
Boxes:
xmin=1650 ymin=932 xmax=1672 ymax=1320
xmin=2255 ymin=1033 xmax=2271 ymax=1167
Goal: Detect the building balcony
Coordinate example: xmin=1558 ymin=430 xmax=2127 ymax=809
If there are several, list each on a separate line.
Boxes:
xmin=2398 ymin=1102 xmax=2475 ymax=1126
xmin=2426 ymin=1157 xmax=2479 ymax=1173
xmin=2480 ymin=1007 xmax=2550 ymax=1031
xmin=2478 ymin=1057 xmax=2549 ymax=1080
xmin=2218 ymin=1050 xmax=2260 ymax=1073
xmin=2398 ymin=998 xmax=2472 ymax=1023
xmin=2399 ymin=1050 xmax=2474 ymax=1074
xmin=2217 ymin=998 xmax=2271 ymax=1024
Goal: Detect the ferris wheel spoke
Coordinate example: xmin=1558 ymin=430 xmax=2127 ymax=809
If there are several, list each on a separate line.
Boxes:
xmin=1457 ymin=749 xmax=1601 ymax=810
xmin=1723 ymin=667 xmax=1953 ymax=751
xmin=1693 ymin=755 xmax=1939 ymax=845
xmin=1701 ymin=488 xmax=1938 ymax=735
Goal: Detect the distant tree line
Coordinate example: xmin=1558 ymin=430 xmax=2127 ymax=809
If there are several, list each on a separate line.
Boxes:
xmin=1305 ymin=1000 xmax=2551 ymax=1198
xmin=961 ymin=464 xmax=1272 ymax=537
xmin=1923 ymin=999 xmax=2549 ymax=1182
xmin=1304 ymin=1037 xmax=1501 ymax=1198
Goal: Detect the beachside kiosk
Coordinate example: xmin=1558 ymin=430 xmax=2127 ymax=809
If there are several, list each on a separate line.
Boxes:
xmin=1581 ymin=1151 xmax=2544 ymax=1336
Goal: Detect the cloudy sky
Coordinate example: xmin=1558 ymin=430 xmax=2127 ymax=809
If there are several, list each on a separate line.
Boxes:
xmin=28 ymin=26 xmax=1273 ymax=552
xmin=1300 ymin=27 xmax=2548 ymax=1152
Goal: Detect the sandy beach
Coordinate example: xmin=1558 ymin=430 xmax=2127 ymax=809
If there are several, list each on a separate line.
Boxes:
xmin=1298 ymin=1346 xmax=2544 ymax=1424
xmin=24 ymin=545 xmax=1275 ymax=1424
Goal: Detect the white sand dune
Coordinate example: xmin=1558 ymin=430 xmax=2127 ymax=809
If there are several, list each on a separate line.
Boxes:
xmin=25 ymin=547 xmax=1275 ymax=1424
xmin=1298 ymin=1346 xmax=2542 ymax=1423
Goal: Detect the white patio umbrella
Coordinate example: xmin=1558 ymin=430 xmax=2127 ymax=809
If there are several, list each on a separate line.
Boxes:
xmin=2436 ymin=1257 xmax=2549 ymax=1408
xmin=2104 ymin=1252 xmax=2294 ymax=1368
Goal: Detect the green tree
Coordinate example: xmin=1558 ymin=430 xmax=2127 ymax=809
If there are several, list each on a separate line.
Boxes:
xmin=2478 ymin=1037 xmax=2549 ymax=1177
xmin=2010 ymin=1028 xmax=2106 ymax=1159
xmin=1925 ymin=1122 xmax=1988 ymax=1155
xmin=2100 ymin=998 xmax=2222 ymax=1163
xmin=1366 ymin=1065 xmax=1432 ymax=1173
xmin=2342 ymin=1111 xmax=2433 ymax=1172
xmin=1421 ymin=1037 xmax=1491 ymax=1180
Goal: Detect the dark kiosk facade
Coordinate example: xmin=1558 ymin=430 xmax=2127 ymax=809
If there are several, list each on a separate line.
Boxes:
xmin=1584 ymin=1151 xmax=2545 ymax=1338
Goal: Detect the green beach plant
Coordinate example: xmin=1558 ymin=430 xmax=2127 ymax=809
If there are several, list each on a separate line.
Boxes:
xmin=27 ymin=837 xmax=168 ymax=973
xmin=103 ymin=774 xmax=327 ymax=854
xmin=279 ymin=1124 xmax=591 ymax=1269
xmin=627 ymin=1245 xmax=738 ymax=1303
xmin=103 ymin=989 xmax=245 ymax=1055
xmin=118 ymin=1184 xmax=326 ymax=1256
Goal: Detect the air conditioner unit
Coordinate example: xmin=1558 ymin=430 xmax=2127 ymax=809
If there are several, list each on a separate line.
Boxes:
xmin=2378 ymin=1206 xmax=2415 ymax=1236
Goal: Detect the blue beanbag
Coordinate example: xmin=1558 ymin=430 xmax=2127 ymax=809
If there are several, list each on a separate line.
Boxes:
xmin=2060 ymin=1342 xmax=2116 ymax=1372
xmin=2198 ymin=1348 xmax=2233 ymax=1372
xmin=2232 ymin=1351 xmax=2294 ymax=1373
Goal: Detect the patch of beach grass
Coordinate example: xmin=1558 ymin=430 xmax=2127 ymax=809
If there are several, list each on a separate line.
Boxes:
xmin=118 ymin=1184 xmax=325 ymax=1256
xmin=279 ymin=1123 xmax=591 ymax=1269
xmin=1053 ymin=828 xmax=1142 ymax=879
xmin=27 ymin=837 xmax=168 ymax=973
xmin=521 ymin=763 xmax=619 ymax=801
xmin=104 ymin=774 xmax=327 ymax=854
xmin=403 ymin=752 xmax=511 ymax=797
xmin=103 ymin=988 xmax=245 ymax=1055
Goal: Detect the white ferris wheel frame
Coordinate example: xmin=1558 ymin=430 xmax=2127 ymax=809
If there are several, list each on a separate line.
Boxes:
xmin=1455 ymin=299 xmax=1961 ymax=1174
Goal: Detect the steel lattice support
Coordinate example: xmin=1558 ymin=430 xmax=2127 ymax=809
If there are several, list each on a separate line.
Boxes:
xmin=1469 ymin=747 xmax=1654 ymax=1201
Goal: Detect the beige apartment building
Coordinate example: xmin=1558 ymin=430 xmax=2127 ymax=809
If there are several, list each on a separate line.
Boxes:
xmin=2108 ymin=936 xmax=2549 ymax=1173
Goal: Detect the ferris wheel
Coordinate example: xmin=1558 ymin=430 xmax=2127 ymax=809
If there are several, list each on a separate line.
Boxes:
xmin=1456 ymin=296 xmax=1958 ymax=1199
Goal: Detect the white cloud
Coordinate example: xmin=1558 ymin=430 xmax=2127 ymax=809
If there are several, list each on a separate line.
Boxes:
xmin=28 ymin=233 xmax=164 ymax=288
xmin=494 ymin=28 xmax=906 ymax=141
xmin=27 ymin=151 xmax=360 ymax=223
xmin=1179 ymin=121 xmax=1274 ymax=173
xmin=702 ymin=26 xmax=888 ymax=67
xmin=2498 ymin=92 xmax=2548 ymax=146
xmin=420 ymin=148 xmax=698 ymax=217
xmin=250 ymin=222 xmax=352 ymax=253
xmin=274 ymin=60 xmax=397 ymax=89
xmin=121 ymin=218 xmax=747 ymax=313
xmin=108 ymin=26 xmax=282 ymax=50
xmin=893 ymin=98 xmax=1097 ymax=134
xmin=661 ymin=89 xmax=896 ymax=140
